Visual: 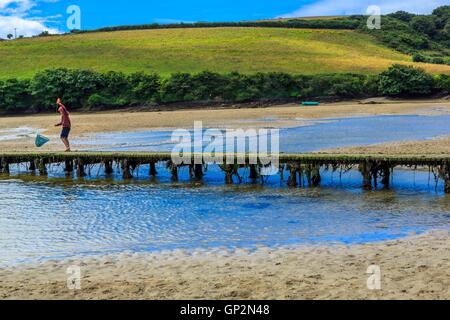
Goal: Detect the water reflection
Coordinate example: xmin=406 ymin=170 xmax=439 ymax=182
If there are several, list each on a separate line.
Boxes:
xmin=0 ymin=164 xmax=448 ymax=267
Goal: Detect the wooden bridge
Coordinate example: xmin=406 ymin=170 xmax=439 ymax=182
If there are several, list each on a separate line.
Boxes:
xmin=0 ymin=152 xmax=449 ymax=192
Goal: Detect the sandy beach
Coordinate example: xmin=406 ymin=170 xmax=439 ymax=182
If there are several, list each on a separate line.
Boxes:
xmin=1 ymin=99 xmax=449 ymax=152
xmin=1 ymin=100 xmax=449 ymax=301
xmin=0 ymin=231 xmax=448 ymax=300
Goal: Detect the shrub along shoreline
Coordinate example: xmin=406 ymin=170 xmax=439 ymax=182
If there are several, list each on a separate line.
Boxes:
xmin=0 ymin=65 xmax=449 ymax=114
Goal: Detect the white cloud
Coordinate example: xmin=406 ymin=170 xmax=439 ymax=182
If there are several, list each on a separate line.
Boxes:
xmin=0 ymin=0 xmax=61 ymax=39
xmin=0 ymin=15 xmax=59 ymax=38
xmin=278 ymin=0 xmax=450 ymax=18
xmin=0 ymin=0 xmax=35 ymax=16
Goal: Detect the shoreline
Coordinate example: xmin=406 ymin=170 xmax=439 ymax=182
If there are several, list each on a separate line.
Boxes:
xmin=1 ymin=99 xmax=449 ymax=300
xmin=0 ymin=100 xmax=450 ymax=152
xmin=1 ymin=230 xmax=449 ymax=300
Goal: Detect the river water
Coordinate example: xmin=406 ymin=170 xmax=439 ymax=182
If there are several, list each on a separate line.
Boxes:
xmin=0 ymin=114 xmax=449 ymax=266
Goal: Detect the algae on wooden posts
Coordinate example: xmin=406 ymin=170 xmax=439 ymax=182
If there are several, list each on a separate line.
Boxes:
xmin=359 ymin=161 xmax=373 ymax=190
xmin=287 ymin=164 xmax=298 ymax=187
xmin=149 ymin=162 xmax=158 ymax=177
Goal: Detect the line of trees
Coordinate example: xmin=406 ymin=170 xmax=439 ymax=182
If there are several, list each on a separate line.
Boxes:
xmin=0 ymin=65 xmax=449 ymax=113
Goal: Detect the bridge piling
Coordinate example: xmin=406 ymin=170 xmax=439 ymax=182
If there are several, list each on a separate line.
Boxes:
xmin=0 ymin=158 xmax=9 ymax=174
xmin=287 ymin=164 xmax=297 ymax=187
xmin=194 ymin=164 xmax=204 ymax=181
xmin=122 ymin=159 xmax=133 ymax=179
xmin=104 ymin=161 xmax=113 ymax=175
xmin=149 ymin=162 xmax=157 ymax=177
xmin=359 ymin=161 xmax=373 ymax=190
xmin=38 ymin=159 xmax=47 ymax=176
xmin=443 ymin=165 xmax=450 ymax=194
xmin=76 ymin=158 xmax=85 ymax=177
xmin=29 ymin=160 xmax=36 ymax=172
xmin=311 ymin=165 xmax=321 ymax=187
xmin=249 ymin=165 xmax=259 ymax=183
xmin=65 ymin=160 xmax=74 ymax=174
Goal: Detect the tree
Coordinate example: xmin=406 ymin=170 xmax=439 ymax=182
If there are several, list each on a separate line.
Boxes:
xmin=443 ymin=20 xmax=450 ymax=38
xmin=38 ymin=31 xmax=50 ymax=37
xmin=388 ymin=11 xmax=415 ymax=23
xmin=410 ymin=16 xmax=437 ymax=36
xmin=412 ymin=52 xmax=427 ymax=63
xmin=432 ymin=5 xmax=450 ymax=28
xmin=378 ymin=64 xmax=434 ymax=96
xmin=6 ymin=34 xmax=13 ymax=40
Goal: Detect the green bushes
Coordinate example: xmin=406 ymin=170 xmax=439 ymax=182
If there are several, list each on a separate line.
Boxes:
xmin=434 ymin=74 xmax=450 ymax=94
xmin=0 ymin=66 xmax=449 ymax=113
xmin=378 ymin=64 xmax=434 ymax=96
xmin=0 ymin=79 xmax=31 ymax=111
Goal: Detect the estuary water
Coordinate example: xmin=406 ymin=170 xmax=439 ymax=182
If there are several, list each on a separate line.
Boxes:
xmin=0 ymin=114 xmax=449 ymax=266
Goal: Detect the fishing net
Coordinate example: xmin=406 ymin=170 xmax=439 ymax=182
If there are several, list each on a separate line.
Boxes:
xmin=35 ymin=134 xmax=50 ymax=148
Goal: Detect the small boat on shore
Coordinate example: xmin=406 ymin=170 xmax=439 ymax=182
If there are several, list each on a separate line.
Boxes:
xmin=302 ymin=102 xmax=320 ymax=106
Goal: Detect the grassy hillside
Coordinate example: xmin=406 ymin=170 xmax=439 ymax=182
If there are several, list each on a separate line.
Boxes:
xmin=2 ymin=27 xmax=450 ymax=79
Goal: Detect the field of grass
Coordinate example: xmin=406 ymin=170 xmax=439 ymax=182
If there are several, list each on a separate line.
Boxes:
xmin=2 ymin=27 xmax=450 ymax=79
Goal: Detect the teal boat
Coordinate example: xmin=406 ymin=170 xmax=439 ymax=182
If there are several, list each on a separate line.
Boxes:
xmin=302 ymin=102 xmax=320 ymax=106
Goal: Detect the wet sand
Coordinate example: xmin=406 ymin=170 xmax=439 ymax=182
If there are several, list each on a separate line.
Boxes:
xmin=320 ymin=136 xmax=450 ymax=155
xmin=0 ymin=231 xmax=448 ymax=300
xmin=1 ymin=100 xmax=449 ymax=300
xmin=0 ymin=99 xmax=449 ymax=152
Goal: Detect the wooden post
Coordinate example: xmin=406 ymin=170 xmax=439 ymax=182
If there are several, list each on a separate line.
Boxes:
xmin=0 ymin=158 xmax=9 ymax=174
xmin=76 ymin=158 xmax=85 ymax=177
xmin=298 ymin=166 xmax=303 ymax=187
xmin=29 ymin=160 xmax=36 ymax=171
xmin=249 ymin=165 xmax=258 ymax=182
xmin=287 ymin=165 xmax=297 ymax=187
xmin=149 ymin=162 xmax=157 ymax=177
xmin=381 ymin=166 xmax=391 ymax=189
xmin=444 ymin=165 xmax=450 ymax=194
xmin=359 ymin=161 xmax=373 ymax=191
xmin=194 ymin=164 xmax=204 ymax=180
xmin=38 ymin=158 xmax=47 ymax=176
xmin=311 ymin=165 xmax=321 ymax=187
xmin=171 ymin=165 xmax=178 ymax=182
xmin=122 ymin=159 xmax=133 ymax=179
xmin=104 ymin=161 xmax=113 ymax=175
xmin=65 ymin=160 xmax=74 ymax=174
xmin=225 ymin=171 xmax=233 ymax=184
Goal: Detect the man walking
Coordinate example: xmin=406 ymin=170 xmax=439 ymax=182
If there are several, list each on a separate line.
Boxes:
xmin=55 ymin=98 xmax=72 ymax=152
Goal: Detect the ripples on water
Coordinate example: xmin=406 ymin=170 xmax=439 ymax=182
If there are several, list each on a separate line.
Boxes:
xmin=75 ymin=115 xmax=450 ymax=152
xmin=1 ymin=114 xmax=450 ymax=266
xmin=0 ymin=164 xmax=449 ymax=266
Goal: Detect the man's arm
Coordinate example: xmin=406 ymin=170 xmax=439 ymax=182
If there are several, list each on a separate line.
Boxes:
xmin=55 ymin=98 xmax=62 ymax=126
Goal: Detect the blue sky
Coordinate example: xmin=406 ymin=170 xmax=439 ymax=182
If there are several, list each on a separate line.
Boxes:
xmin=1 ymin=0 xmax=449 ymax=38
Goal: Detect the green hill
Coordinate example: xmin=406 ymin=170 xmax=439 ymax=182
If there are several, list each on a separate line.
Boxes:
xmin=2 ymin=27 xmax=450 ymax=80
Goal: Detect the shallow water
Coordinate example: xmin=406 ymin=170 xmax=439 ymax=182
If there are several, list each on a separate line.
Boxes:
xmin=75 ymin=115 xmax=450 ymax=152
xmin=1 ymin=114 xmax=449 ymax=266
xmin=0 ymin=164 xmax=449 ymax=266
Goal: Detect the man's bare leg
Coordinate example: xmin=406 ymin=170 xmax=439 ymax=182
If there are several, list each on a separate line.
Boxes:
xmin=61 ymin=138 xmax=71 ymax=152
